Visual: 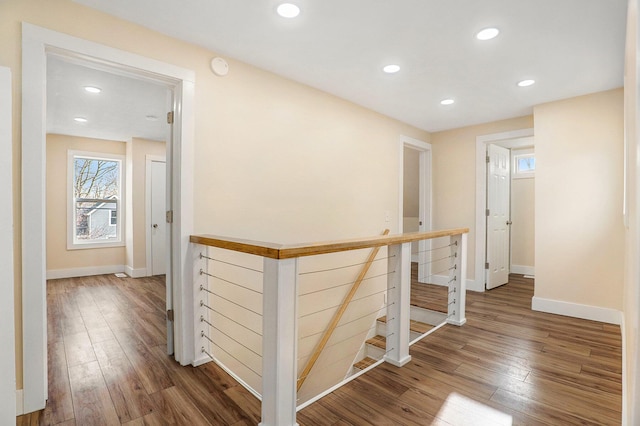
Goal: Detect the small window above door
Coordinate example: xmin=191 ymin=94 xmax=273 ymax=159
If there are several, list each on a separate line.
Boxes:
xmin=512 ymin=149 xmax=535 ymax=179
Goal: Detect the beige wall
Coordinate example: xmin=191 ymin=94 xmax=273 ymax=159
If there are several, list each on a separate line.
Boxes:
xmin=511 ymin=175 xmax=535 ymax=269
xmin=46 ymin=134 xmax=126 ymax=271
xmin=624 ymin=0 xmax=640 ymax=422
xmin=1 ymin=0 xmax=430 ymax=390
xmin=534 ymin=89 xmax=624 ymax=310
xmin=127 ymin=138 xmax=166 ymax=273
xmin=430 ymin=115 xmax=534 ymax=281
xmin=403 ymin=147 xmax=420 ymax=217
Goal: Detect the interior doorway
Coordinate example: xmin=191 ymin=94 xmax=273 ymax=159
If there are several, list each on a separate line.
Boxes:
xmin=399 ymin=135 xmax=432 ymax=282
xmin=21 ymin=24 xmax=195 ymax=413
xmin=475 ymin=130 xmax=535 ymax=292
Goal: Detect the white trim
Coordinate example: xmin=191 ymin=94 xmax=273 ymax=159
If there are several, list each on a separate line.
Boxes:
xmin=22 ymin=23 xmax=195 ymax=412
xmin=475 ymin=129 xmax=534 ymax=293
xmin=510 ymin=265 xmax=535 ymax=276
xmin=531 ymin=296 xmax=622 ymax=325
xmin=145 ymin=155 xmax=166 ymax=277
xmin=621 ymin=314 xmax=627 ymax=425
xmin=46 ymin=265 xmax=125 ymax=280
xmin=16 ymin=390 xmax=24 ymax=416
xmin=0 ymin=66 xmax=16 ymax=425
xmin=399 ymin=135 xmax=432 ymax=282
xmin=125 ymin=266 xmax=147 ymax=278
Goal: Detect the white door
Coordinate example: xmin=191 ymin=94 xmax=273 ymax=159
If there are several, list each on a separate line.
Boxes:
xmin=486 ymin=144 xmax=511 ymax=289
xmin=0 ymin=67 xmax=16 ymax=423
xmin=150 ymin=160 xmax=167 ymax=276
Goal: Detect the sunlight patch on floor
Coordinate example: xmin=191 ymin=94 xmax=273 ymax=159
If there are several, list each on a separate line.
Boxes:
xmin=432 ymin=393 xmax=512 ymax=425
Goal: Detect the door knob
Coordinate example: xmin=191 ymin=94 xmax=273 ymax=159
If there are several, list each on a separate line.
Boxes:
xmin=153 ymin=224 xmax=159 ymax=229
xmin=506 ymin=220 xmax=512 ymax=225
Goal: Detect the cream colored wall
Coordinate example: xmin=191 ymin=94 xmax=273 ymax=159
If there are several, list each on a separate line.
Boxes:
xmin=511 ymin=176 xmax=535 ymax=269
xmin=430 ymin=116 xmax=534 ymax=281
xmin=534 ymin=89 xmax=624 ymax=310
xmin=403 ymin=147 xmax=420 ymax=217
xmin=1 ymin=0 xmax=429 ymax=390
xmin=130 ymin=138 xmax=166 ymax=273
xmin=193 ymin=60 xmax=429 ymax=244
xmin=46 ymin=134 xmax=126 ymax=271
xmin=624 ymin=0 xmax=640 ymax=422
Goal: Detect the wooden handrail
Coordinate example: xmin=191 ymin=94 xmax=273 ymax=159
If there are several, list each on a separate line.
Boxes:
xmin=296 ymin=229 xmax=390 ymax=392
xmin=190 ymin=227 xmax=469 ymax=259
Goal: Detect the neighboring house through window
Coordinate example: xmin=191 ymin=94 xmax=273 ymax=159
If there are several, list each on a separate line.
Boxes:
xmin=68 ymin=150 xmax=125 ymax=249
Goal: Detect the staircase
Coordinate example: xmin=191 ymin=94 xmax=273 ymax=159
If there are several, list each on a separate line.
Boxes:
xmin=351 ymin=305 xmax=447 ymax=373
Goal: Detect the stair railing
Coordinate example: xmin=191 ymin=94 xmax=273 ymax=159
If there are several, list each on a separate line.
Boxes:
xmin=295 ymin=229 xmax=390 ymax=392
xmin=190 ymin=227 xmax=468 ymax=426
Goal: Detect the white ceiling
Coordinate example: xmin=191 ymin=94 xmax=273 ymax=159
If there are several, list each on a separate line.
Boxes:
xmin=68 ymin=0 xmax=627 ymax=133
xmin=47 ymin=55 xmax=170 ymax=142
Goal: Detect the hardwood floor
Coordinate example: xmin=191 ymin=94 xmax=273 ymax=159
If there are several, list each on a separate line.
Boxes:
xmin=18 ymin=272 xmax=621 ymax=425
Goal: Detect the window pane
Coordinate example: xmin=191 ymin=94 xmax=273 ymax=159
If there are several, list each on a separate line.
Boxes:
xmin=517 ymin=156 xmax=535 ymax=173
xmin=73 ymin=157 xmax=120 ymax=242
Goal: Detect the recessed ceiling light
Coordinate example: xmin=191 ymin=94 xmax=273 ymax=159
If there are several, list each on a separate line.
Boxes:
xmin=84 ymin=86 xmax=101 ymax=93
xmin=440 ymin=98 xmax=455 ymax=105
xmin=476 ymin=28 xmax=500 ymax=41
xmin=74 ymin=117 xmax=88 ymax=123
xmin=277 ymin=3 xmax=300 ymax=18
xmin=383 ymin=64 xmax=401 ymax=74
xmin=517 ymin=79 xmax=536 ymax=87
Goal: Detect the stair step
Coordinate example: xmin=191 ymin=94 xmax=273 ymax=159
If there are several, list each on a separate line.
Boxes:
xmin=353 ymin=357 xmax=378 ymax=370
xmin=366 ymin=335 xmax=386 ymax=350
xmin=377 ymin=316 xmax=434 ymax=335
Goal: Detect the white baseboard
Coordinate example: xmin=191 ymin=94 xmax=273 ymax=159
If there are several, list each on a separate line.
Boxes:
xmin=46 ymin=265 xmax=125 ymax=280
xmin=16 ymin=389 xmax=23 ymax=415
xmin=621 ymin=315 xmax=628 ymax=425
xmin=531 ymin=296 xmax=622 ymax=325
xmin=428 ymin=274 xmax=481 ymax=292
xmin=125 ymin=266 xmax=147 ymax=278
xmin=511 ymin=265 xmax=535 ymax=276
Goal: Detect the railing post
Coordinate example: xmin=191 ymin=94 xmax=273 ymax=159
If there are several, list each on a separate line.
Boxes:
xmin=193 ymin=244 xmax=210 ymax=365
xmin=384 ymin=242 xmax=412 ymax=367
xmin=261 ymin=257 xmax=298 ymax=426
xmin=447 ymin=233 xmax=467 ymax=326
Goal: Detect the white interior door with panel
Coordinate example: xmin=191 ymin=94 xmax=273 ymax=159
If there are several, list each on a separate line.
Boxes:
xmin=150 ymin=159 xmax=167 ymax=276
xmin=486 ymin=144 xmax=511 ymax=289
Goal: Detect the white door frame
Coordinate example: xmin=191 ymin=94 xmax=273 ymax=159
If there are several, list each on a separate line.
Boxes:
xmin=22 ymin=23 xmax=195 ymax=413
xmin=146 ymin=155 xmax=167 ymax=277
xmin=398 ymin=135 xmax=432 ymax=281
xmin=475 ymin=129 xmax=534 ymax=292
xmin=0 ymin=67 xmax=16 ymax=421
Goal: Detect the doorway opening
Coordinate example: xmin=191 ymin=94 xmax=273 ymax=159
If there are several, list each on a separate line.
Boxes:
xmin=398 ymin=135 xmax=432 ymax=282
xmin=475 ymin=130 xmax=535 ymax=292
xmin=22 ymin=24 xmax=195 ymax=413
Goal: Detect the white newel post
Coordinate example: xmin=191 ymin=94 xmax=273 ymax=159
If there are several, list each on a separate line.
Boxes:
xmin=261 ymin=257 xmax=299 ymax=426
xmin=447 ymin=233 xmax=467 ymax=326
xmin=193 ymin=244 xmax=211 ymax=366
xmin=385 ymin=242 xmax=412 ymax=367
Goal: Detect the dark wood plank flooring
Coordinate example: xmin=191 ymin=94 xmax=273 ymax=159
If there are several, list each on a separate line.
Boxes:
xmin=18 ymin=271 xmax=621 ymax=425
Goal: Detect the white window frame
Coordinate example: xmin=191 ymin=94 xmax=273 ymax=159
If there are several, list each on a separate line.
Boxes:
xmin=512 ymin=148 xmax=535 ymax=179
xmin=67 ymin=150 xmax=125 ymax=249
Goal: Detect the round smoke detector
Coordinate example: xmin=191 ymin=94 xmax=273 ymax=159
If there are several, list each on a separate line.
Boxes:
xmin=210 ymin=57 xmax=229 ymax=76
